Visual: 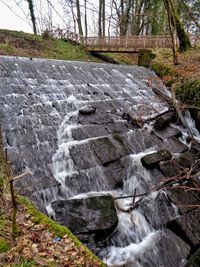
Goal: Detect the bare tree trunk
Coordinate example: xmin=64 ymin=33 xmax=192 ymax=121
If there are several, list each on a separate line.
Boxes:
xmin=102 ymin=0 xmax=105 ymax=37
xmin=76 ymin=0 xmax=83 ymax=35
xmin=98 ymin=0 xmax=102 ymax=36
xmin=163 ymin=0 xmax=179 ymax=65
xmin=84 ymin=0 xmax=88 ymax=37
xmin=27 ymin=0 xmax=37 ymax=35
xmin=98 ymin=0 xmax=105 ymax=37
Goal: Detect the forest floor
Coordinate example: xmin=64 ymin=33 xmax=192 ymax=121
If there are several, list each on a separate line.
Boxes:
xmin=151 ymin=47 xmax=200 ymax=86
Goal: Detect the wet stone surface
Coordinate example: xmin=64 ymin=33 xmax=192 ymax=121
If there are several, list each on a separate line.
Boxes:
xmin=0 ymin=56 xmax=197 ymax=267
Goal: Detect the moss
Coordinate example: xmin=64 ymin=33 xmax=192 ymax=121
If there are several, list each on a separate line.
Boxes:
xmin=0 ymin=176 xmax=3 ymax=189
xmin=112 ymin=133 xmax=124 ymax=146
xmin=0 ymin=238 xmax=10 ymax=252
xmin=187 ymin=248 xmax=200 ymax=267
xmin=138 ymin=49 xmax=156 ymax=68
xmin=175 ymin=78 xmax=200 ymax=107
xmin=151 ymin=61 xmax=174 ymax=78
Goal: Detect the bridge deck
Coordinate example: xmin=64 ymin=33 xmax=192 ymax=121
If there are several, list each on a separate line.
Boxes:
xmin=84 ymin=36 xmax=172 ymax=52
xmin=52 ymin=29 xmax=174 ymax=52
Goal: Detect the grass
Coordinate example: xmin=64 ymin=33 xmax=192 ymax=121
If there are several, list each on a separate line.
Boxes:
xmin=0 ymin=29 xmax=97 ymax=61
xmin=101 ymin=52 xmax=138 ymax=65
xmin=14 ymin=259 xmax=37 ymax=267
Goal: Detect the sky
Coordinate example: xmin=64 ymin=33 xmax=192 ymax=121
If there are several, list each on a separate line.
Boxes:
xmin=0 ymin=0 xmax=107 ymax=36
xmin=0 ymin=0 xmax=33 ymax=33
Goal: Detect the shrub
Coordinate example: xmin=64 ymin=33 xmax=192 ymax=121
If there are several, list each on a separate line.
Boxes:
xmin=175 ymin=78 xmax=200 ymax=107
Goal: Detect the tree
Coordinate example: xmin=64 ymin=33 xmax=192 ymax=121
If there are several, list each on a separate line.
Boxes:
xmin=98 ymin=0 xmax=106 ymax=37
xmin=27 ymin=0 xmax=37 ymax=35
xmin=163 ymin=0 xmax=191 ymax=51
xmin=76 ymin=0 xmax=83 ymax=35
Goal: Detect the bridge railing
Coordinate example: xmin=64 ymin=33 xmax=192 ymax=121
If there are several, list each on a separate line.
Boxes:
xmin=52 ymin=29 xmax=84 ymax=44
xmin=84 ymin=35 xmax=172 ymax=51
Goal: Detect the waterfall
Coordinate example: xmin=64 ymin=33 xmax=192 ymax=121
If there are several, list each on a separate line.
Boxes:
xmin=99 ymin=151 xmax=178 ymax=266
xmin=1 ymin=56 xmax=194 ymax=267
xmin=184 ymin=110 xmax=200 ymax=139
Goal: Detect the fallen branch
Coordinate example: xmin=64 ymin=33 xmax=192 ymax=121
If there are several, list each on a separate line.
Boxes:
xmin=114 ymin=192 xmax=147 ymax=200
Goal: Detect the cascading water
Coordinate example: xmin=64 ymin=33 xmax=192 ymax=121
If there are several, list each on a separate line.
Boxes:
xmin=1 ymin=56 xmax=196 ymax=267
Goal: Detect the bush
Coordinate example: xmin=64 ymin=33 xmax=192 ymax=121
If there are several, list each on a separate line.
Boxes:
xmin=175 ymin=78 xmax=200 ymax=107
xmin=151 ymin=61 xmax=174 ymax=78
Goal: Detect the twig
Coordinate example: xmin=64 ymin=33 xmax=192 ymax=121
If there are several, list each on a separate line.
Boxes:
xmin=114 ymin=192 xmax=147 ymax=200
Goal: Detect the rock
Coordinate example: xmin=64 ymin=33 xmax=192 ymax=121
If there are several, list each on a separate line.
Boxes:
xmin=78 ymin=109 xmax=113 ymax=125
xmin=71 ymin=125 xmax=108 ymax=141
xmin=138 ymin=191 xmax=177 ymax=229
xmin=159 ymin=149 xmax=199 ymax=178
xmin=102 ymin=156 xmax=131 ymax=189
xmin=154 ymin=110 xmax=176 ymax=130
xmin=52 ymin=195 xmax=118 ymax=234
xmin=65 ymin=167 xmax=114 ymax=194
xmin=154 ymin=125 xmax=181 ymax=140
xmin=140 ymin=229 xmax=190 ymax=267
xmin=105 ymin=121 xmax=129 ymax=134
xmin=70 ymin=142 xmax=100 ymax=170
xmin=126 ymin=129 xmax=161 ymax=153
xmin=78 ymin=105 xmax=96 ymax=115
xmin=168 ymin=189 xmax=200 ymax=213
xmin=191 ymin=139 xmax=200 ymax=152
xmin=159 ymin=136 xmax=188 ymax=154
xmin=90 ymin=135 xmax=130 ymax=165
xmin=141 ymin=149 xmax=172 ymax=168
xmin=169 ymin=209 xmax=200 ymax=247
xmin=138 ymin=49 xmax=155 ymax=68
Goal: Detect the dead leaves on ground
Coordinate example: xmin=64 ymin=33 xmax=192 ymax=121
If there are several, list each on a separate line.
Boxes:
xmin=2 ymin=205 xmax=102 ymax=267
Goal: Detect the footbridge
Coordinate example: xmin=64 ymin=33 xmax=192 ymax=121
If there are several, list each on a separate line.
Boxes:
xmin=52 ymin=29 xmax=172 ymax=52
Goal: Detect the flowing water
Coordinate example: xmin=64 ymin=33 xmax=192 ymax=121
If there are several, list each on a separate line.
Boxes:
xmin=0 ymin=56 xmax=195 ymax=266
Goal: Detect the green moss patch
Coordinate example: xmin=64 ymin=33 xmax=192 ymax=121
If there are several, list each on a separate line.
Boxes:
xmin=0 ymin=238 xmax=10 ymax=252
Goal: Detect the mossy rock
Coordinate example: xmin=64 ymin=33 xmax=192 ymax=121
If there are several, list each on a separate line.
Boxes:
xmin=138 ymin=49 xmax=156 ymax=68
xmin=187 ymin=248 xmax=200 ymax=267
xmin=175 ymin=78 xmax=200 ymax=107
xmin=0 ymin=238 xmax=10 ymax=252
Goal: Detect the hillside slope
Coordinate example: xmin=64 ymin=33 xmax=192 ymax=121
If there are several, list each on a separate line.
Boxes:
xmin=0 ymin=29 xmax=96 ymax=62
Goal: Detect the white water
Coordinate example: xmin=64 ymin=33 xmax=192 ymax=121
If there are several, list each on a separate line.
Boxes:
xmin=100 ymin=151 xmax=162 ymax=266
xmin=184 ymin=110 xmax=200 ymax=140
xmin=176 ymin=109 xmax=200 ymax=145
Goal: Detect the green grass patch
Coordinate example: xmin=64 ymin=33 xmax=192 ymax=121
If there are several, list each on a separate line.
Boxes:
xmin=102 ymin=52 xmax=137 ymax=65
xmin=0 ymin=29 xmax=96 ymax=62
xmin=0 ymin=43 xmax=16 ymax=54
xmin=0 ymin=238 xmax=10 ymax=252
xmin=14 ymin=259 xmax=37 ymax=267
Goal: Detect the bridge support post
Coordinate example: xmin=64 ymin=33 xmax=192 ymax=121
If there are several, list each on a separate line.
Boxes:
xmin=138 ymin=49 xmax=156 ymax=68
